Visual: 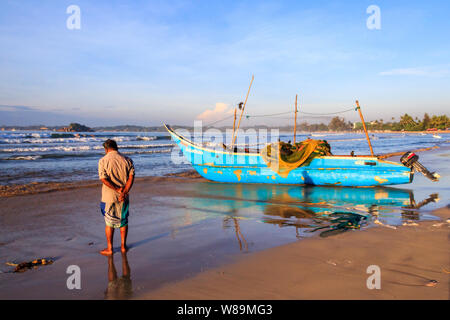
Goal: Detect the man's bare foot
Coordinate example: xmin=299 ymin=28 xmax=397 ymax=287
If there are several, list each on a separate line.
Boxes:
xmin=121 ymin=245 xmax=128 ymax=253
xmin=100 ymin=248 xmax=113 ymax=256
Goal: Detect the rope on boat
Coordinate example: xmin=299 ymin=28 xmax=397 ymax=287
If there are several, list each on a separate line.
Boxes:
xmin=204 ymin=114 xmax=235 ymax=127
xmin=246 ymin=108 xmax=356 ymax=119
xmin=299 ymin=107 xmax=356 ymax=115
xmin=204 ymin=107 xmax=357 ymax=127
xmin=245 ymin=111 xmax=294 ymax=117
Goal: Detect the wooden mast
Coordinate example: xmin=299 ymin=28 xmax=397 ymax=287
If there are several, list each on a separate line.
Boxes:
xmin=231 ymin=75 xmax=254 ymax=148
xmin=356 ymin=100 xmax=374 ymax=156
xmin=231 ymin=107 xmax=237 ymax=144
xmin=293 ymin=94 xmax=298 ymax=144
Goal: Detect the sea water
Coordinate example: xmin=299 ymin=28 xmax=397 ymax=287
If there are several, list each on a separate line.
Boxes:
xmin=0 ymin=130 xmax=448 ymax=185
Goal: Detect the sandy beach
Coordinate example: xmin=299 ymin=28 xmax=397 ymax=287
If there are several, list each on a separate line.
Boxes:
xmin=141 ymin=206 xmax=449 ymax=300
xmin=0 ymin=147 xmax=448 ymax=300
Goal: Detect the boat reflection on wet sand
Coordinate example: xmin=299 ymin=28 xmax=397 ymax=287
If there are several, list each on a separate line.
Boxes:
xmin=184 ymin=183 xmax=439 ymax=246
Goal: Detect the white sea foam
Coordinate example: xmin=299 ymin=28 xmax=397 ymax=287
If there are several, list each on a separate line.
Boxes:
xmin=121 ymin=143 xmax=175 ymax=149
xmin=0 ymin=143 xmax=175 ymax=153
xmin=136 ymin=136 xmax=157 ymax=141
xmin=3 ymin=155 xmax=42 ymax=161
xmin=0 ymin=145 xmax=92 ymax=152
xmin=0 ymin=137 xmax=101 ymax=144
xmin=122 ymin=149 xmax=173 ymax=155
xmin=0 ymin=134 xmax=148 ymax=145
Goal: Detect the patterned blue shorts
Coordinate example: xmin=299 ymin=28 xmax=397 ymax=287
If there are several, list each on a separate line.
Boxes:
xmin=100 ymin=199 xmax=129 ymax=228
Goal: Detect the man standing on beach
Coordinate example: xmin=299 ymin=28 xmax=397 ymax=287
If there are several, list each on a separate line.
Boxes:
xmin=98 ymin=139 xmax=135 ymax=256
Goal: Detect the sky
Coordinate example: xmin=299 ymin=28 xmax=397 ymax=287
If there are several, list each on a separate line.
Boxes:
xmin=0 ymin=0 xmax=449 ymax=126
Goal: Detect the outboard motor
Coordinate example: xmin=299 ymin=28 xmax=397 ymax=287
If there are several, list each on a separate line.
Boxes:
xmin=400 ymin=151 xmax=439 ymax=181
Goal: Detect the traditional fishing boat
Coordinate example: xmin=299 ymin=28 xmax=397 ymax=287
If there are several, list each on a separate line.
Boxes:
xmin=165 ymin=78 xmax=438 ymax=187
xmin=165 ymin=124 xmax=426 ymax=186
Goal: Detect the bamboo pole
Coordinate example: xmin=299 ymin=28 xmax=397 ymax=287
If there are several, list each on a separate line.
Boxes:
xmin=293 ymin=94 xmax=298 ymax=144
xmin=231 ymin=107 xmax=237 ymax=144
xmin=378 ymin=146 xmax=438 ymax=159
xmin=231 ymin=75 xmax=254 ymax=148
xmin=356 ymin=100 xmax=374 ymax=156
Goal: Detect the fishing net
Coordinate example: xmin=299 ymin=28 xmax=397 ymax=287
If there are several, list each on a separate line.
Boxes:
xmin=260 ymin=139 xmax=332 ymax=177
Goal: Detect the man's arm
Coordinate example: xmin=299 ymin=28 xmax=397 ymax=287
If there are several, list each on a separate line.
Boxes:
xmin=119 ymin=173 xmax=134 ymax=202
xmin=124 ymin=172 xmax=135 ymax=194
xmin=101 ymin=177 xmax=122 ymax=193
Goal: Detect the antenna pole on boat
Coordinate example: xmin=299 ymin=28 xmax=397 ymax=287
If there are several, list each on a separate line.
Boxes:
xmin=231 ymin=75 xmax=254 ymax=148
xmin=293 ymin=94 xmax=298 ymax=144
xmin=356 ymin=100 xmax=374 ymax=156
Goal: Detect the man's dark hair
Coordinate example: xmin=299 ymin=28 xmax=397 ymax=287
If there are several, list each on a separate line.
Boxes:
xmin=103 ymin=139 xmax=118 ymax=150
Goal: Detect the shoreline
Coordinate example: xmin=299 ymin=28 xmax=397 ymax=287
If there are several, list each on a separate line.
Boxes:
xmin=0 ymin=171 xmax=205 ymax=198
xmin=1 ymin=143 xmax=446 ymax=198
xmin=139 ymin=206 xmax=449 ymax=300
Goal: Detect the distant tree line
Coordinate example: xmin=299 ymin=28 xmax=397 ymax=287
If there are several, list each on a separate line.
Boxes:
xmin=361 ymin=113 xmax=449 ymax=131
xmin=291 ymin=113 xmax=449 ymax=132
xmin=2 ymin=114 xmax=448 ymax=132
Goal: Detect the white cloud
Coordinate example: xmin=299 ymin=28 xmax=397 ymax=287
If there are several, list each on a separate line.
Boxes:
xmin=379 ymin=65 xmax=450 ymax=77
xmin=196 ymin=103 xmax=234 ymax=122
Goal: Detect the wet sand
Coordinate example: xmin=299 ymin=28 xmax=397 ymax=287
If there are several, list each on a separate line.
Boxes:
xmin=0 ymin=148 xmax=448 ymax=300
xmin=141 ymin=207 xmax=449 ymax=300
xmin=0 ymin=170 xmax=203 ymax=198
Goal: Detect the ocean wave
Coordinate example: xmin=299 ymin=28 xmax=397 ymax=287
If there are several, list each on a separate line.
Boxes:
xmin=0 ymin=147 xmax=174 ymax=161
xmin=122 ymin=149 xmax=173 ymax=155
xmin=120 ymin=143 xmax=175 ymax=149
xmin=0 ymin=134 xmax=158 ymax=145
xmin=50 ymin=133 xmax=76 ymax=138
xmin=0 ymin=153 xmax=97 ymax=161
xmin=0 ymin=137 xmax=102 ymax=145
xmin=136 ymin=135 xmax=171 ymax=141
xmin=0 ymin=132 xmax=49 ymax=139
xmin=0 ymin=143 xmax=175 ymax=153
xmin=0 ymin=146 xmax=93 ymax=153
xmin=136 ymin=136 xmax=156 ymax=141
xmin=2 ymin=155 xmax=42 ymax=161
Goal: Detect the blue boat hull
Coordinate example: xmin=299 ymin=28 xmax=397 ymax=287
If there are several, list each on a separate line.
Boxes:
xmin=166 ymin=125 xmax=413 ymax=187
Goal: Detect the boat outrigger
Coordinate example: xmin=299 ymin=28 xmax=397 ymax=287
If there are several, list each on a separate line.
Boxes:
xmin=165 ymin=78 xmax=439 ymax=187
